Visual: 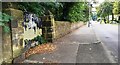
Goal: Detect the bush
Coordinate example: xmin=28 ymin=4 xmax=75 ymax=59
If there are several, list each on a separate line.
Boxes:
xmin=67 ymin=2 xmax=89 ymax=22
xmin=0 ymin=12 xmax=12 ymax=33
xmin=32 ymin=35 xmax=47 ymax=44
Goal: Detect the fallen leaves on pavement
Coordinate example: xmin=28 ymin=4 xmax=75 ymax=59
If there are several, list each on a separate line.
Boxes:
xmin=25 ymin=43 xmax=57 ymax=58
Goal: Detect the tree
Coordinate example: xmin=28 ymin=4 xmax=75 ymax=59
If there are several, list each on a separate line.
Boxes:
xmin=113 ymin=2 xmax=119 ymax=15
xmin=9 ymin=2 xmax=89 ymax=22
xmin=17 ymin=2 xmax=63 ymax=20
xmin=97 ymin=2 xmax=113 ymax=23
xmin=112 ymin=1 xmax=120 ymax=23
xmin=64 ymin=2 xmax=89 ymax=22
xmin=17 ymin=2 xmax=45 ymax=16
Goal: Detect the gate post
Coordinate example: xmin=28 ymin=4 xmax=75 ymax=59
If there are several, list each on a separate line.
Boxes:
xmin=0 ymin=26 xmax=3 ymax=64
xmin=3 ymin=3 xmax=24 ymax=62
xmin=41 ymin=14 xmax=55 ymax=42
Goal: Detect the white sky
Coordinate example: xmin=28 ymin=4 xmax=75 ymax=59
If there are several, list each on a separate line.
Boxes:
xmin=91 ymin=0 xmax=105 ymax=12
xmin=98 ymin=0 xmax=105 ymax=4
xmin=92 ymin=0 xmax=105 ymax=7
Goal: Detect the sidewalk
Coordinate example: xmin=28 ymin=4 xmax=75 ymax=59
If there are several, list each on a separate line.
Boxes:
xmin=23 ymin=25 xmax=113 ymax=63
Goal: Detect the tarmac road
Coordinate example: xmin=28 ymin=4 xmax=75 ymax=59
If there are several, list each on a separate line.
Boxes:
xmin=92 ymin=22 xmax=118 ymax=62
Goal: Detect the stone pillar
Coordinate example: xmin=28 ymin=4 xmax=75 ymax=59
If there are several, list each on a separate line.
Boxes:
xmin=2 ymin=25 xmax=13 ymax=63
xmin=42 ymin=15 xmax=55 ymax=42
xmin=4 ymin=8 xmax=24 ymax=59
xmin=0 ymin=26 xmax=3 ymax=64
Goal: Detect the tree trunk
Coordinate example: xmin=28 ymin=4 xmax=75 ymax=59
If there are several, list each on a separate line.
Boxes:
xmin=108 ymin=15 xmax=109 ymax=23
xmin=118 ymin=16 xmax=120 ymax=23
xmin=112 ymin=13 xmax=114 ymax=21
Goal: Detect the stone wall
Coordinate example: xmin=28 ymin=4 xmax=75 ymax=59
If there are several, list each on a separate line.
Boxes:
xmin=71 ymin=22 xmax=84 ymax=30
xmin=55 ymin=21 xmax=71 ymax=39
xmin=54 ymin=21 xmax=84 ymax=39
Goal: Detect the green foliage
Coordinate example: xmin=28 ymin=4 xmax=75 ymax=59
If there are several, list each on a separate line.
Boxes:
xmin=3 ymin=26 xmax=10 ymax=33
xmin=113 ymin=1 xmax=120 ymax=14
xmin=97 ymin=2 xmax=113 ymax=18
xmin=0 ymin=12 xmax=12 ymax=22
xmin=17 ymin=2 xmax=44 ymax=16
xmin=17 ymin=2 xmax=63 ymax=17
xmin=0 ymin=12 xmax=12 ymax=33
xmin=67 ymin=2 xmax=89 ymax=22
xmin=17 ymin=2 xmax=89 ymax=22
xmin=113 ymin=2 xmax=119 ymax=14
xmin=117 ymin=2 xmax=120 ymax=14
xmin=40 ymin=2 xmax=63 ymax=20
xmin=32 ymin=35 xmax=47 ymax=44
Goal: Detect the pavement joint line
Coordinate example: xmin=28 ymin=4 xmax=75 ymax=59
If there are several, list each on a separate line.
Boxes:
xmin=91 ymin=26 xmax=116 ymax=63
xmin=75 ymin=44 xmax=80 ymax=64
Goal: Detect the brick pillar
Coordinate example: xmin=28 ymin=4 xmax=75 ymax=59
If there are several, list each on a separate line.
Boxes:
xmin=42 ymin=15 xmax=55 ymax=42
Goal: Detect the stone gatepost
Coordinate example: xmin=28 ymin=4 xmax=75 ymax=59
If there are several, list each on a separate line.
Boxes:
xmin=2 ymin=25 xmax=13 ymax=63
xmin=0 ymin=26 xmax=3 ymax=64
xmin=41 ymin=15 xmax=55 ymax=42
xmin=3 ymin=8 xmax=24 ymax=61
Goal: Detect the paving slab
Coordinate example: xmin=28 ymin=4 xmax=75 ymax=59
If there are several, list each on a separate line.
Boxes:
xmin=76 ymin=43 xmax=111 ymax=63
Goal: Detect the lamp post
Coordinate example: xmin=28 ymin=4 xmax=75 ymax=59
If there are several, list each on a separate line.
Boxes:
xmin=88 ymin=2 xmax=92 ymax=27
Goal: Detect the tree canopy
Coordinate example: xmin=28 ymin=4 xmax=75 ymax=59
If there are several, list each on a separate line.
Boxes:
xmin=113 ymin=1 xmax=120 ymax=15
xmin=67 ymin=2 xmax=89 ymax=22
xmin=17 ymin=2 xmax=89 ymax=22
xmin=97 ymin=2 xmax=113 ymax=18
